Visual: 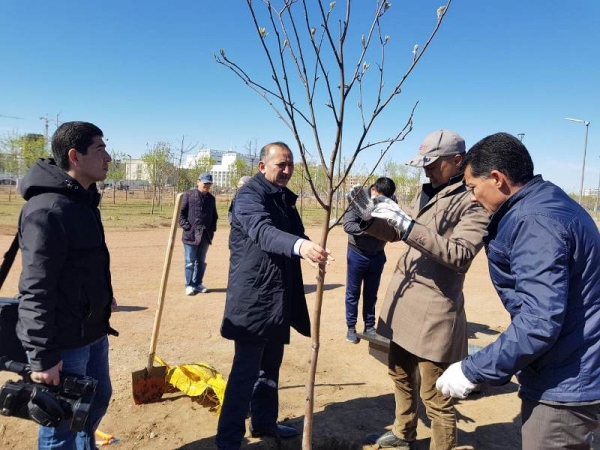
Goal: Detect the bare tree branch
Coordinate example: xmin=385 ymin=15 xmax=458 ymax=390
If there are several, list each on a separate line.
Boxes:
xmin=215 ymin=2 xmax=453 ymax=447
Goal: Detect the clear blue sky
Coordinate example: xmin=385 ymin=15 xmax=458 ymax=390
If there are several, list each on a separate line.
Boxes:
xmin=1 ymin=1 xmax=599 ymax=194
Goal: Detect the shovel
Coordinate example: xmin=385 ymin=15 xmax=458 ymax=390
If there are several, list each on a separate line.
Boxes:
xmin=132 ymin=192 xmax=183 ymax=405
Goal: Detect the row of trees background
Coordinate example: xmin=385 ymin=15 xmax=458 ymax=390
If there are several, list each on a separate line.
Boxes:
xmin=0 ymin=130 xmax=424 ymax=210
xmin=4 ymin=131 xmax=600 ymax=217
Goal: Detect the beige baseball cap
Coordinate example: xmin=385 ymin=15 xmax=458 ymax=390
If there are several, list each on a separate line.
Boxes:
xmin=406 ymin=129 xmax=465 ymax=167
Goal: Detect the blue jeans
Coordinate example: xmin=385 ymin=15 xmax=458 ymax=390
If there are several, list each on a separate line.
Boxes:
xmin=215 ymin=340 xmax=285 ymax=450
xmin=184 ymin=239 xmax=210 ymax=287
xmin=345 ymin=247 xmax=386 ymax=329
xmin=37 ymin=335 xmax=112 ymax=450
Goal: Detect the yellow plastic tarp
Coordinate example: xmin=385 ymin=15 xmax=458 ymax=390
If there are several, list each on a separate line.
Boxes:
xmin=154 ymin=356 xmax=227 ymax=414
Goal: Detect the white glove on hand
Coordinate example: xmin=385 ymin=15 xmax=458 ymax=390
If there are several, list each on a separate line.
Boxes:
xmin=435 ymin=361 xmax=477 ymax=399
xmin=371 ymin=197 xmax=413 ymax=233
xmin=346 ymin=184 xmax=376 ymax=221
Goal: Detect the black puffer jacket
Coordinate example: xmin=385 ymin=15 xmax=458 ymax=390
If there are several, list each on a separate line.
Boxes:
xmin=16 ymin=159 xmax=114 ymax=371
xmin=179 ymin=189 xmax=217 ymax=245
xmin=221 ymin=172 xmax=310 ymax=343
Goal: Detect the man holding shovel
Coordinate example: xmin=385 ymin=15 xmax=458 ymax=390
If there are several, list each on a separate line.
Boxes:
xmin=216 ymin=142 xmax=331 ymax=450
xmin=17 ymin=121 xmax=117 ymax=449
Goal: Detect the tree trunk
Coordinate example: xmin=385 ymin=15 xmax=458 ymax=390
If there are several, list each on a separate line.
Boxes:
xmin=302 ymin=209 xmax=332 ymax=450
xmin=151 ymin=186 xmax=156 ymax=215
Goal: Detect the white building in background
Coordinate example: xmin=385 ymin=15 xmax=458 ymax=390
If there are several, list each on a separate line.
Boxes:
xmin=124 ymin=158 xmax=151 ymax=187
xmin=111 ymin=148 xmax=256 ymax=189
xmin=583 ymin=187 xmax=600 ymax=197
xmin=185 ymin=148 xmax=224 ymax=168
xmin=184 ymin=148 xmax=255 ymax=188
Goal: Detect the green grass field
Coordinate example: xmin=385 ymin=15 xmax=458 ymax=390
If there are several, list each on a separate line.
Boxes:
xmin=0 ymin=187 xmax=332 ymax=233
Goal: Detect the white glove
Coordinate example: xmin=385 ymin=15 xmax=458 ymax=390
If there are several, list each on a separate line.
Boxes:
xmin=346 ymin=184 xmax=376 ymax=221
xmin=435 ymin=361 xmax=477 ymax=399
xmin=371 ymin=197 xmax=413 ymax=233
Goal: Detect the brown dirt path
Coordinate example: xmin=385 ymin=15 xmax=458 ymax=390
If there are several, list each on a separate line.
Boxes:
xmin=0 ymin=225 xmax=527 ymax=449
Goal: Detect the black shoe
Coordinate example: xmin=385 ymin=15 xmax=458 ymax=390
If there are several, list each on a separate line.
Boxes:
xmin=250 ymin=424 xmax=299 ymax=439
xmin=346 ymin=327 xmax=360 ymax=344
xmin=376 ymin=430 xmax=415 ymax=449
xmin=364 ymin=327 xmax=377 ymax=338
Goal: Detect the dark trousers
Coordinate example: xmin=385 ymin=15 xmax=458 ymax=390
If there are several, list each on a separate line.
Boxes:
xmin=215 ymin=340 xmax=285 ymax=450
xmin=521 ymin=398 xmax=600 ymax=449
xmin=344 ymin=247 xmax=386 ymax=329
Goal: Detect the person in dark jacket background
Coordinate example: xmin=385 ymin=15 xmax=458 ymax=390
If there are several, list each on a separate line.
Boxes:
xmin=437 ymin=133 xmax=600 ymax=449
xmin=216 ymin=142 xmax=332 ymax=450
xmin=343 ymin=177 xmax=395 ymax=344
xmin=228 ymin=175 xmax=252 ymax=224
xmin=17 ymin=121 xmax=117 ymax=449
xmin=179 ymin=172 xmax=218 ymax=295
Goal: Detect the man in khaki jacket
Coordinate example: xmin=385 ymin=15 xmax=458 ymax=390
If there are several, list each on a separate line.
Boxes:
xmin=349 ymin=129 xmax=489 ymax=450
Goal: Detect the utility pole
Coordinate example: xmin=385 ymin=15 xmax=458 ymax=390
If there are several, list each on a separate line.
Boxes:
xmin=38 ymin=113 xmax=61 ymax=152
xmin=249 ymin=149 xmax=257 ymax=174
xmin=565 ymin=117 xmax=590 ymax=205
xmin=40 ymin=114 xmax=50 ymax=152
xmin=517 ymin=133 xmax=525 ymax=142
xmin=246 ymin=139 xmax=258 ymax=174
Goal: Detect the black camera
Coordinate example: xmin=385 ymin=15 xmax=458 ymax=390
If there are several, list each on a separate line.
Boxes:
xmin=0 ymin=356 xmax=97 ymax=432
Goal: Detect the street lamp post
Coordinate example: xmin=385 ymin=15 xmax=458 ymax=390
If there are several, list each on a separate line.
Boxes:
xmin=564 ymin=117 xmax=590 ymax=205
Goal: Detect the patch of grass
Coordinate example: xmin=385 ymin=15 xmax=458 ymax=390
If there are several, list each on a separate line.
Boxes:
xmin=0 ymin=187 xmax=330 ymax=232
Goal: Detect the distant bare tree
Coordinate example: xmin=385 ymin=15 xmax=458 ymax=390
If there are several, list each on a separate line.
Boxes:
xmin=172 ymin=135 xmax=200 ymax=199
xmin=142 ymin=142 xmax=174 ymax=214
xmin=105 ymin=151 xmax=128 ymax=204
xmin=243 ymin=139 xmax=259 ymax=174
xmin=381 ymin=159 xmax=422 ymax=206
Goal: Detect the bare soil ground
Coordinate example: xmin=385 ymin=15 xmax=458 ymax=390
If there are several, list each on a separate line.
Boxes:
xmin=0 ymin=224 xmax=580 ymax=449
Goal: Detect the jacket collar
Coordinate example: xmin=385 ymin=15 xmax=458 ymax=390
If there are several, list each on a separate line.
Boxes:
xmin=486 ymin=174 xmax=544 ymax=240
xmin=254 ymin=172 xmax=298 ymax=202
xmin=20 ymin=158 xmax=100 ymax=207
xmin=422 ymin=172 xmax=464 ymax=199
xmin=417 ymin=173 xmax=466 ymax=215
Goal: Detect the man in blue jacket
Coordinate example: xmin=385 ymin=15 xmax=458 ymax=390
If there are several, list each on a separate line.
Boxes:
xmin=436 ymin=133 xmax=600 ymax=449
xmin=216 ymin=142 xmax=331 ymax=450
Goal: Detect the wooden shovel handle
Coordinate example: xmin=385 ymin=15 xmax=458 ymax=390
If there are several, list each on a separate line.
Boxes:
xmin=146 ymin=192 xmax=184 ymax=371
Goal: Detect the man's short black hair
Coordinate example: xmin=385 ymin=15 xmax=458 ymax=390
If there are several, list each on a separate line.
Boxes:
xmin=464 ymin=132 xmax=534 ymax=186
xmin=372 ymin=177 xmax=396 ymax=197
xmin=52 ymin=121 xmax=103 ymax=170
xmin=259 ymin=141 xmax=292 ymax=161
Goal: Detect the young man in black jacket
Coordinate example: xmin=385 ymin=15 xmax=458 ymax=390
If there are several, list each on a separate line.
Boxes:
xmin=343 ymin=177 xmax=396 ymax=344
xmin=17 ymin=121 xmax=117 ymax=449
